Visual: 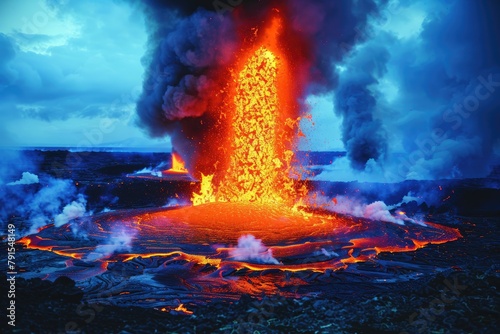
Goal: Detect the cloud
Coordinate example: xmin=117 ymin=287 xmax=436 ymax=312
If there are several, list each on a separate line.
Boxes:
xmin=0 ymin=0 xmax=155 ymax=148
xmin=302 ymin=0 xmax=500 ymax=181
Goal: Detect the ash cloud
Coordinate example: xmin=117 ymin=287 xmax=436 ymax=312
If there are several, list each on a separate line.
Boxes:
xmin=334 ymin=39 xmax=390 ymax=169
xmin=135 ymin=0 xmax=499 ymax=180
xmin=134 ymin=0 xmax=239 ymax=171
xmin=331 ymin=0 xmax=500 ymax=180
xmin=138 ymin=8 xmax=237 ymax=123
xmin=134 ymin=0 xmax=380 ymax=172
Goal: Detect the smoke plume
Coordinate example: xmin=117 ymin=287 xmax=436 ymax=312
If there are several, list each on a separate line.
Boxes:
xmin=331 ymin=0 xmax=500 ymax=179
xmin=1 ymin=171 xmax=90 ymax=235
xmin=135 ymin=0 xmax=499 ymax=180
xmin=135 ymin=0 xmax=380 ymax=175
xmin=230 ymin=234 xmax=279 ymax=264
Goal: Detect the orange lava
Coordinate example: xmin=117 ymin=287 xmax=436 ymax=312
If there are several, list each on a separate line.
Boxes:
xmin=14 ymin=9 xmax=465 ymax=307
xmin=21 ymin=202 xmax=461 ymax=269
xmin=192 ymin=16 xmax=304 ymax=206
xmin=163 ymin=152 xmax=188 ymax=175
xmin=18 ymin=201 xmax=461 ymax=299
xmin=19 ymin=235 xmax=83 ymax=260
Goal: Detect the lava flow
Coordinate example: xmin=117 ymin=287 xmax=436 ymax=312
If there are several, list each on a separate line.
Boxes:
xmin=19 ymin=14 xmax=462 ymax=306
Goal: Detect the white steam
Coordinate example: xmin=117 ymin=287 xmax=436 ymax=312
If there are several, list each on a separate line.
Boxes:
xmin=54 ymin=194 xmax=87 ymax=227
xmin=86 ymin=227 xmax=136 ymax=261
xmin=135 ymin=167 xmax=162 ymax=177
xmin=308 ymin=193 xmax=425 ymax=226
xmin=133 ymin=161 xmax=169 ymax=177
xmin=229 ymin=234 xmax=279 ymax=264
xmin=1 ymin=175 xmax=91 ymax=235
xmin=7 ymin=172 xmax=39 ymax=186
xmin=162 ymin=198 xmax=189 ymax=208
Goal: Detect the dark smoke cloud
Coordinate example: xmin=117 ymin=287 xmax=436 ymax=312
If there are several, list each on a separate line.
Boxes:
xmin=138 ymin=8 xmax=237 ymax=123
xmin=135 ymin=0 xmax=500 ymax=180
xmin=334 ymin=38 xmax=391 ymax=169
xmin=288 ymin=0 xmax=381 ymax=94
xmin=377 ymin=0 xmax=500 ymax=180
xmin=133 ymin=0 xmax=238 ymax=172
xmin=134 ymin=0 xmax=381 ymax=173
xmin=311 ymin=0 xmax=500 ymax=180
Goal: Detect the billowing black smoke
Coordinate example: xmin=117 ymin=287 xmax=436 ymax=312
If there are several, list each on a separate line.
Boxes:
xmin=134 ymin=0 xmax=381 ymax=173
xmin=334 ymin=38 xmax=390 ymax=169
xmin=134 ymin=0 xmax=500 ymax=180
xmin=372 ymin=0 xmax=500 ymax=180
xmin=131 ymin=0 xmax=239 ymax=172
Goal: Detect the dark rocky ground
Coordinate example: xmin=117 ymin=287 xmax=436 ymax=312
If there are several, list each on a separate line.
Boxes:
xmin=0 ymin=263 xmax=498 ymax=333
xmin=1 ymin=150 xmax=499 ymax=333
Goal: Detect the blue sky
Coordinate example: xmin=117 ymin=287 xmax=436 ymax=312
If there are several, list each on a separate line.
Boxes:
xmin=0 ymin=0 xmax=170 ymax=150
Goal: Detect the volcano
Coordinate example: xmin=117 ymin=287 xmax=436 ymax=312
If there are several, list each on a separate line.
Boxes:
xmin=5 ymin=1 xmax=500 ymax=333
xmin=17 ymin=14 xmax=462 ymax=311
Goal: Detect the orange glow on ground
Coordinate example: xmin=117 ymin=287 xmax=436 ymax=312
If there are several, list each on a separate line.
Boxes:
xmin=173 ymin=304 xmax=193 ymax=315
xmin=21 ymin=203 xmax=461 ymax=266
xmin=19 ymin=203 xmax=461 ymax=299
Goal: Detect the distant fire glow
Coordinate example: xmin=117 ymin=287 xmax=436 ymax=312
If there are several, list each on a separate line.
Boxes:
xmin=165 ymin=152 xmax=188 ymax=174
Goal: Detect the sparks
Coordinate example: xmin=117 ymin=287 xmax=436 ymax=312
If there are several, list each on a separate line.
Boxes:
xmin=192 ymin=38 xmax=299 ymax=205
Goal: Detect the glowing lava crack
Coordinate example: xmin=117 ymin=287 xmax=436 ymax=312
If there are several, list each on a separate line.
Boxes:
xmin=20 ymin=202 xmax=460 ymax=305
